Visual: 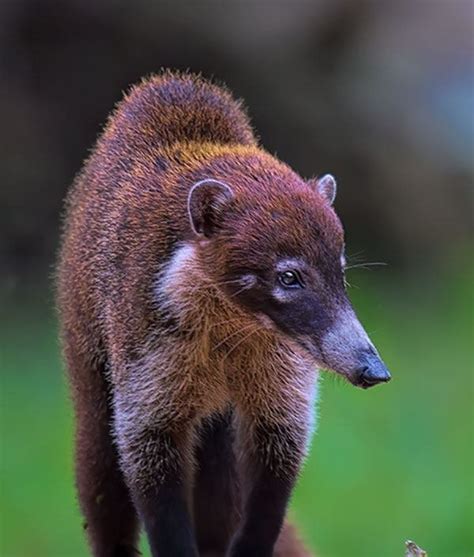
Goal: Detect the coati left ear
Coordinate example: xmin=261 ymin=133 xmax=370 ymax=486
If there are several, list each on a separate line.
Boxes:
xmin=309 ymin=174 xmax=337 ymax=205
xmin=188 ymin=179 xmax=235 ymax=237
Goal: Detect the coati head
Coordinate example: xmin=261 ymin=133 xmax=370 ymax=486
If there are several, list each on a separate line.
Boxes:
xmin=187 ymin=161 xmax=391 ymax=389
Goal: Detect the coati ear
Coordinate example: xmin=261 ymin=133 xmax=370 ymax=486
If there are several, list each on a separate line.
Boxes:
xmin=309 ymin=174 xmax=337 ymax=205
xmin=187 ymin=179 xmax=235 ymax=237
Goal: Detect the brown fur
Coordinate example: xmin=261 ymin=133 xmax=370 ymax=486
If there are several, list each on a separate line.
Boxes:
xmin=57 ymin=71 xmax=326 ymax=556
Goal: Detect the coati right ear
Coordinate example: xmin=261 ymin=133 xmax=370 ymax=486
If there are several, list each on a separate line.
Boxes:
xmin=308 ymin=174 xmax=337 ymax=205
xmin=187 ymin=179 xmax=235 ymax=237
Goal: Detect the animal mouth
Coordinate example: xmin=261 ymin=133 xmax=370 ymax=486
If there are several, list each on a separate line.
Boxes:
xmin=347 ymin=374 xmax=383 ymax=389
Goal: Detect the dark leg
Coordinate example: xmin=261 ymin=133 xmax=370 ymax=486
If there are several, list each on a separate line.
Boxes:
xmin=68 ymin=351 xmax=139 ymax=557
xmin=136 ymin=432 xmax=197 ymax=557
xmin=194 ymin=410 xmax=241 ymax=556
xmin=114 ymin=388 xmax=198 ymax=557
xmin=228 ymin=419 xmax=308 ymax=557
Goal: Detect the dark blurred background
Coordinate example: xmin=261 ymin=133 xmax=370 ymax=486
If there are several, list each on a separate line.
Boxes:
xmin=1 ymin=1 xmax=473 ymax=556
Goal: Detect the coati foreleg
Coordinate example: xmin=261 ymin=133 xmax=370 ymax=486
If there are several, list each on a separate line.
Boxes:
xmin=228 ymin=413 xmax=309 ymax=557
xmin=112 ymin=358 xmax=200 ymax=557
xmin=194 ymin=410 xmax=241 ymax=556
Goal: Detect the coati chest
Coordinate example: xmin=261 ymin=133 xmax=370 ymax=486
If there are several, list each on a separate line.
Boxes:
xmin=132 ymin=242 xmax=320 ymax=425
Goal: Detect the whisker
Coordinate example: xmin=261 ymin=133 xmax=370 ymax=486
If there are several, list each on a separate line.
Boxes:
xmin=227 ymin=284 xmax=252 ymax=298
xmin=213 ymin=278 xmax=243 ymax=287
xmin=208 ymin=318 xmax=246 ymax=329
xmin=345 ymin=250 xmax=366 ymax=263
xmin=213 ymin=322 xmax=257 ymax=351
xmin=198 ymin=278 xmax=242 ymax=292
xmin=222 ymin=327 xmax=260 ymax=361
xmin=345 ymin=262 xmax=387 ymax=271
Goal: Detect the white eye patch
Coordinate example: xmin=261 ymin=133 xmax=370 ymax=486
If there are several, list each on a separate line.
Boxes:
xmin=229 ymin=274 xmax=257 ymax=297
xmin=272 ymin=286 xmax=293 ymax=303
xmin=239 ymin=274 xmax=258 ymax=288
xmin=340 ymin=253 xmax=346 ymax=268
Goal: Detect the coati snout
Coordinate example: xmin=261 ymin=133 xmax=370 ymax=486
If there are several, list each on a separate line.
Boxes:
xmin=188 ymin=175 xmax=391 ymax=389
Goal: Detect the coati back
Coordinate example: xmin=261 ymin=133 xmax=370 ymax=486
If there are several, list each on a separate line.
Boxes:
xmin=57 ymin=71 xmax=390 ymax=557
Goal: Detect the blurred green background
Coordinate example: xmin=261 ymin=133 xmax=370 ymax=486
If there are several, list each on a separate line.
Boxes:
xmin=1 ymin=1 xmax=473 ymax=556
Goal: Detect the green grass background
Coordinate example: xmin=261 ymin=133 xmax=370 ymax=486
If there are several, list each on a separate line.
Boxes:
xmin=1 ymin=266 xmax=473 ymax=557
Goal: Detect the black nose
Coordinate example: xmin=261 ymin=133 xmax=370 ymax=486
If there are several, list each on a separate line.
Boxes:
xmin=355 ymin=353 xmax=391 ymax=389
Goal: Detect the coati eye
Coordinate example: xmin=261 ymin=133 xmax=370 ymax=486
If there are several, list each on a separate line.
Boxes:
xmin=278 ymin=270 xmax=303 ymax=288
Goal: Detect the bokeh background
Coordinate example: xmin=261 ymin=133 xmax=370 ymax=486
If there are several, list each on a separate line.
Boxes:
xmin=1 ymin=1 xmax=473 ymax=556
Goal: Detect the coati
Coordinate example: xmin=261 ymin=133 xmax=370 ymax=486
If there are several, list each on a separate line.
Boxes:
xmin=57 ymin=71 xmax=391 ymax=557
